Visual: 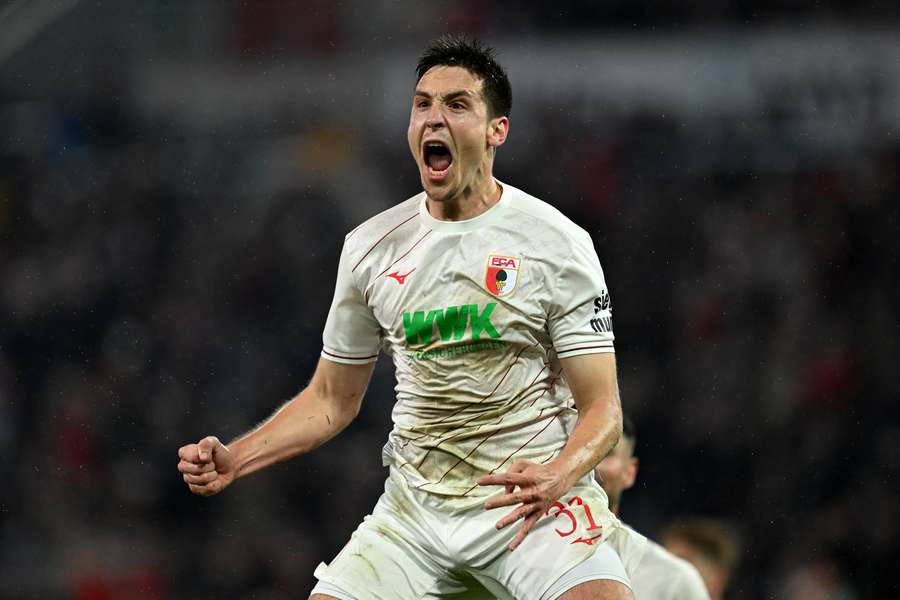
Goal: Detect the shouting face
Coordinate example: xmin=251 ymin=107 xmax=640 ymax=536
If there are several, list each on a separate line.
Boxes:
xmin=408 ymin=65 xmax=508 ymax=203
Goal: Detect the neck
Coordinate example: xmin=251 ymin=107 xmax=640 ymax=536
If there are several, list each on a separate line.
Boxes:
xmin=426 ymin=163 xmax=501 ymax=222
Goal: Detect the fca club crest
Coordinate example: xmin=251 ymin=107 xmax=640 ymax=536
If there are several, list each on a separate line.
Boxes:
xmin=485 ymin=254 xmax=521 ymax=297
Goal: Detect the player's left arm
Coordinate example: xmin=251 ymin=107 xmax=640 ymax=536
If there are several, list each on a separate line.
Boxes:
xmin=548 ymin=351 xmax=622 ymax=487
xmin=477 ymin=352 xmax=622 ymax=550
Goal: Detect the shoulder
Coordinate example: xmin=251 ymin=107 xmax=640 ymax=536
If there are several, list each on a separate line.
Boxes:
xmin=341 ymin=192 xmax=423 ymax=257
xmin=502 ymin=182 xmax=595 ymax=249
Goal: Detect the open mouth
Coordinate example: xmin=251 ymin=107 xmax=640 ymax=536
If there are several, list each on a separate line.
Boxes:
xmin=423 ymin=141 xmax=453 ymax=179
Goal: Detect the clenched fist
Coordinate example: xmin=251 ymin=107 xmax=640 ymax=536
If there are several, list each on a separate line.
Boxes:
xmin=177 ymin=436 xmax=236 ymax=496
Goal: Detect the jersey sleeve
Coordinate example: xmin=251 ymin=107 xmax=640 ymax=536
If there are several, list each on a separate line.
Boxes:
xmin=546 ymin=232 xmax=615 ymax=359
xmin=321 ymin=239 xmax=382 ymax=365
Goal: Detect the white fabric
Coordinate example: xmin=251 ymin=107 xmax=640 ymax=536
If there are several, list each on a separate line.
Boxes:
xmin=630 ymin=534 xmax=711 ymax=600
xmin=321 ymin=181 xmax=616 ymax=497
xmin=312 ymin=467 xmax=644 ymax=600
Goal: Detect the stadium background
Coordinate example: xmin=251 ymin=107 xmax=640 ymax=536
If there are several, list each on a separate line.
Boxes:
xmin=1 ymin=1 xmax=898 ymax=598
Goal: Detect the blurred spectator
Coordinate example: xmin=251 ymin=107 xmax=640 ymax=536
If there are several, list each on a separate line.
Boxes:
xmin=779 ymin=558 xmax=857 ymax=600
xmin=661 ymin=518 xmax=740 ymax=600
xmin=595 ymin=417 xmax=710 ymax=599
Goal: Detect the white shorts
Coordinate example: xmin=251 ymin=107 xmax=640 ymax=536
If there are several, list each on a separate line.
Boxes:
xmin=311 ymin=467 xmax=646 ymax=600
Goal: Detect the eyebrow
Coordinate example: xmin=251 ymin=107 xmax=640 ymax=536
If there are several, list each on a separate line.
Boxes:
xmin=413 ymin=89 xmax=476 ymax=101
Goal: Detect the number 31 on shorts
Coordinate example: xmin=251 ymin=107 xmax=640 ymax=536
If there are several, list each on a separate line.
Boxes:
xmin=546 ymin=495 xmax=604 ymax=546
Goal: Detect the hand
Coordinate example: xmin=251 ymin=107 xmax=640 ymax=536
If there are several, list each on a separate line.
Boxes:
xmin=177 ymin=436 xmax=236 ymax=496
xmin=476 ymin=459 xmax=574 ymax=551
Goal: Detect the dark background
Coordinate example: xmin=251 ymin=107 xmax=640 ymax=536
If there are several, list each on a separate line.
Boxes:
xmin=1 ymin=1 xmax=898 ymax=598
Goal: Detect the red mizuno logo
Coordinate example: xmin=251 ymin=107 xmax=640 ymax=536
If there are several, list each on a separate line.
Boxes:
xmin=387 ymin=268 xmax=416 ymax=284
xmin=570 ymin=534 xmax=604 ymax=546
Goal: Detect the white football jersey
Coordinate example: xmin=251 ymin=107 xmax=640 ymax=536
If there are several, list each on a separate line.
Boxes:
xmin=321 ymin=181 xmax=615 ymax=496
xmin=630 ymin=534 xmax=710 ymax=600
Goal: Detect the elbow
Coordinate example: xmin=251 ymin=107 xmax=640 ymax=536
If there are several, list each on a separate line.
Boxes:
xmin=344 ymin=394 xmax=364 ymax=422
xmin=309 ymin=377 xmax=365 ymax=429
xmin=606 ymin=401 xmax=623 ymax=446
xmin=321 ymin=393 xmax=362 ymax=433
xmin=611 ymin=401 xmax=623 ymax=431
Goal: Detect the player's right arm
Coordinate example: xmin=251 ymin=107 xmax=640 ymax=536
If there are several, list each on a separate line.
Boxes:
xmin=180 ymin=229 xmax=382 ymax=497
xmin=177 ymin=357 xmax=375 ymax=496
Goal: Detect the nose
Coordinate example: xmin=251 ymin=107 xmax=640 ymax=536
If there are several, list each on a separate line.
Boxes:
xmin=425 ymin=104 xmax=445 ymax=129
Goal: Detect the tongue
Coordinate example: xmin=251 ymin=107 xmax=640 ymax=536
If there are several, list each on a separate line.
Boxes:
xmin=427 ymin=153 xmax=452 ymax=171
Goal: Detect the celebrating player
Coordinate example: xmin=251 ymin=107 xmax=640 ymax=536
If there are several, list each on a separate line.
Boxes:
xmin=178 ymin=35 xmax=643 ymax=600
xmin=595 ymin=417 xmax=709 ymax=600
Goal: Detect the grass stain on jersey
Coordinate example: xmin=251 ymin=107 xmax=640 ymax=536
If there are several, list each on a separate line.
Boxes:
xmin=402 ymin=303 xmax=500 ymax=345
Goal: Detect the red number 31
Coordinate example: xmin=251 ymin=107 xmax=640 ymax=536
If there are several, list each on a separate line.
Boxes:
xmin=546 ymin=496 xmax=603 ymax=542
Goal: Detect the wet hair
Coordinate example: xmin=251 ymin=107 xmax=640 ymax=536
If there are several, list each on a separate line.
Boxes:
xmin=416 ymin=35 xmax=512 ymax=119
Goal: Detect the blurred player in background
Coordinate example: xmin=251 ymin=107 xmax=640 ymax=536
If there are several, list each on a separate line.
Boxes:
xmin=178 ymin=35 xmax=644 ymax=599
xmin=595 ymin=417 xmax=710 ymax=600
xmin=661 ymin=518 xmax=740 ymax=600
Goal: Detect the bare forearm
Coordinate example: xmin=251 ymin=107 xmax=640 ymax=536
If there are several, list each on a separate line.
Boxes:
xmin=176 ymin=359 xmax=372 ymax=498
xmin=476 ymin=353 xmax=621 ymax=550
xmin=230 ymin=387 xmax=355 ymax=480
xmin=551 ymin=395 xmax=622 ymax=489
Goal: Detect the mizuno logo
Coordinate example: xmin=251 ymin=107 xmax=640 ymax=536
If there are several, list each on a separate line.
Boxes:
xmin=571 ymin=534 xmax=604 ymax=546
xmin=387 ymin=268 xmax=416 ymax=284
xmin=402 ymin=303 xmax=500 ymax=345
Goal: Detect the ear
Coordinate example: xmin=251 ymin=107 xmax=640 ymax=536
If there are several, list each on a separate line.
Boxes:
xmin=487 ymin=116 xmax=509 ymax=149
xmin=622 ymin=457 xmax=638 ymax=491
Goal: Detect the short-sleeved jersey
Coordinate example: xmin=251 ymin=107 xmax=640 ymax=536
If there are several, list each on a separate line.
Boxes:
xmin=630 ymin=535 xmax=710 ymax=600
xmin=321 ymin=181 xmax=615 ymax=496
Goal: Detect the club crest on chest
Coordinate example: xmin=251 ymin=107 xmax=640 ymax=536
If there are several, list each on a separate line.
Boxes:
xmin=484 ymin=254 xmax=521 ymax=298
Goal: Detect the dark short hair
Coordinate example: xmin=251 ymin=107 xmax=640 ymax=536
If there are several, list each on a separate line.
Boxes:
xmin=416 ymin=35 xmax=512 ymax=119
xmin=622 ymin=414 xmax=636 ymax=451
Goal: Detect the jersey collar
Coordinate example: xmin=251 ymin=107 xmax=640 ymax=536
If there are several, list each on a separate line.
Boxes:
xmin=418 ymin=180 xmax=513 ymax=233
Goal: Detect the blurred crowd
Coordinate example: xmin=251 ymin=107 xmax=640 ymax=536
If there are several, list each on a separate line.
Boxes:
xmin=2 ymin=2 xmax=900 ymax=599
